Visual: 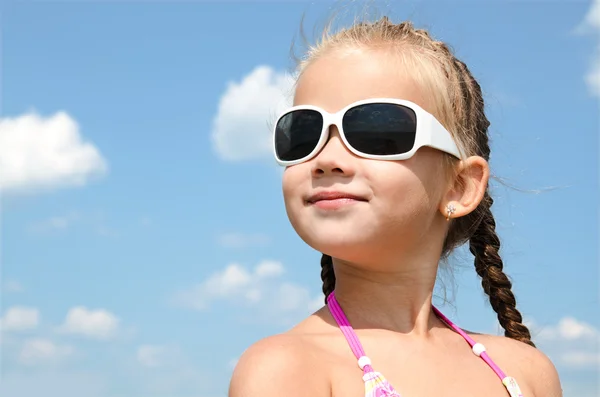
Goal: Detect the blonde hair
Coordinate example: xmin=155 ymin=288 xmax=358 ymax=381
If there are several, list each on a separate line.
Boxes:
xmin=295 ymin=15 xmax=535 ymax=347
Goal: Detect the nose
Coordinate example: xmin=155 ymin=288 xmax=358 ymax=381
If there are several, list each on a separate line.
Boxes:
xmin=311 ymin=125 xmax=356 ymax=178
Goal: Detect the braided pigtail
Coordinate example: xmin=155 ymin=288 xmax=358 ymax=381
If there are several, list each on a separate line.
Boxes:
xmin=431 ymin=41 xmax=536 ymax=347
xmin=320 ymin=254 xmax=336 ymax=304
xmin=469 ymin=193 xmax=535 ymax=347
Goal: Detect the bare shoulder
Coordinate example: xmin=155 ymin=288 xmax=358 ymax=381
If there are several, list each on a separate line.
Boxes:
xmin=228 ymin=331 xmax=330 ymax=397
xmin=474 ymin=333 xmax=563 ymax=397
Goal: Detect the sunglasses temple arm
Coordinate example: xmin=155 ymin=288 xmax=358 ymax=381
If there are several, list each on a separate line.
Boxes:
xmin=427 ymin=118 xmax=464 ymax=159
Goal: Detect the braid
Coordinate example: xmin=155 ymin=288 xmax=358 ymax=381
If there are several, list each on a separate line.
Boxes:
xmin=469 ymin=193 xmax=535 ymax=347
xmin=431 ymin=41 xmax=535 ymax=347
xmin=320 ymin=254 xmax=336 ymax=304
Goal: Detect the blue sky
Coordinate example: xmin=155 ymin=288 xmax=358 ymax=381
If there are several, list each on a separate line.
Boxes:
xmin=0 ymin=1 xmax=598 ymax=396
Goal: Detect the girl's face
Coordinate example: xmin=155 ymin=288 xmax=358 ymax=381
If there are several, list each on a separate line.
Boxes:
xmin=282 ymin=48 xmax=451 ymax=267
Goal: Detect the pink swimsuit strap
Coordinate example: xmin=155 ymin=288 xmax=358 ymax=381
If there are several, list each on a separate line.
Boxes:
xmin=326 ymin=290 xmax=507 ymax=380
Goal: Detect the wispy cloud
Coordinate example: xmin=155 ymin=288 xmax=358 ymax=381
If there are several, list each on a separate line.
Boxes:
xmin=27 ymin=210 xmax=119 ymax=237
xmin=18 ymin=338 xmax=74 ymax=366
xmin=0 ymin=371 xmax=107 ymax=397
xmin=136 ymin=344 xmax=182 ymax=368
xmin=561 ymin=351 xmax=600 ymax=367
xmin=0 ymin=306 xmax=40 ymax=332
xmin=172 ymin=260 xmax=322 ymax=320
xmin=3 ymin=279 xmax=25 ymax=293
xmin=0 ymin=111 xmax=107 ymax=195
xmin=211 ymin=65 xmax=295 ymax=161
xmin=129 ymin=344 xmax=211 ymax=396
xmin=27 ymin=211 xmax=82 ymax=233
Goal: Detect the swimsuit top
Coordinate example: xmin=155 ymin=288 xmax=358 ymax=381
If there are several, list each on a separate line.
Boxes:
xmin=327 ymin=291 xmax=525 ymax=397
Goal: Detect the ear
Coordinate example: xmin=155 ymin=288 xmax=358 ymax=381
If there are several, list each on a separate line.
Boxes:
xmin=439 ymin=156 xmax=489 ymax=220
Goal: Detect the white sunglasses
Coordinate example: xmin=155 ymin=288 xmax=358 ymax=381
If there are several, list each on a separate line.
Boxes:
xmin=273 ymin=97 xmax=463 ymax=166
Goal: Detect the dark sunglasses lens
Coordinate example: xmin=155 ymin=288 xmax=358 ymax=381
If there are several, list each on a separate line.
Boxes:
xmin=275 ymin=110 xmax=323 ymax=162
xmin=342 ymin=103 xmax=417 ymax=155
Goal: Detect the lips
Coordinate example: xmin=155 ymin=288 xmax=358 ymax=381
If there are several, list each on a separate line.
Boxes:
xmin=306 ymin=191 xmax=368 ymax=204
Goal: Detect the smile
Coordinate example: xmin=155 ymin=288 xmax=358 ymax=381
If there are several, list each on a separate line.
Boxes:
xmin=306 ymin=191 xmax=368 ymax=210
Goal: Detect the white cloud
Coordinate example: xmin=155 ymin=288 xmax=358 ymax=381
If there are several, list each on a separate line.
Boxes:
xmin=575 ymin=0 xmax=600 ymax=96
xmin=536 ymin=317 xmax=599 ymax=341
xmin=58 ymin=306 xmax=119 ymax=340
xmin=217 ymin=232 xmax=271 ymax=248
xmin=211 ymin=65 xmax=295 ymax=161
xmin=172 ymin=263 xmax=254 ymax=310
xmin=0 ymin=111 xmax=108 ymax=194
xmin=0 ymin=306 xmax=40 ymax=331
xmin=172 ymin=260 xmax=322 ymax=318
xmin=19 ymin=338 xmax=74 ymax=366
xmin=528 ymin=316 xmax=599 ymax=369
xmin=255 ymin=260 xmax=285 ymax=278
xmin=575 ymin=0 xmax=600 ymax=33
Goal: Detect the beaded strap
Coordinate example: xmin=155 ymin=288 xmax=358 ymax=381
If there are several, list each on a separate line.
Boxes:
xmin=326 ymin=291 xmax=524 ymax=397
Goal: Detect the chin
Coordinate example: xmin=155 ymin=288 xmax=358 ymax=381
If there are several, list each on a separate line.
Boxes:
xmin=296 ymin=224 xmax=380 ymax=262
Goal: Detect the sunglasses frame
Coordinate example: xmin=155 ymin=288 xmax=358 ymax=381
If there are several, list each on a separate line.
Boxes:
xmin=272 ymin=97 xmax=464 ymax=166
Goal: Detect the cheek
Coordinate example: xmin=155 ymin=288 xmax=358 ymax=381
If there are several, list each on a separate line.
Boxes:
xmin=368 ymin=163 xmax=438 ymax=223
xmin=281 ymin=167 xmax=299 ymax=202
xmin=281 ymin=166 xmax=306 ymax=222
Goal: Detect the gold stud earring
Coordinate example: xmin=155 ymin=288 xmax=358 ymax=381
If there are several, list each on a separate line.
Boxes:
xmin=446 ymin=203 xmax=456 ymax=221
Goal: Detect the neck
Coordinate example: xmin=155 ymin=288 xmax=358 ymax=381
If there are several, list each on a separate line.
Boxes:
xmin=331 ymin=254 xmax=440 ymax=336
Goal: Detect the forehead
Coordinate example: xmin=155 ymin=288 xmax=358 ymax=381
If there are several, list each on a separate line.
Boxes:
xmin=294 ymin=47 xmax=431 ymax=114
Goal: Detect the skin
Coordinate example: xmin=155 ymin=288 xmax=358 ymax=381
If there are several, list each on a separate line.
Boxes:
xmin=229 ymin=47 xmax=562 ymax=397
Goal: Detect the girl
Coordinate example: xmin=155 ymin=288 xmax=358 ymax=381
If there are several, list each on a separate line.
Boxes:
xmin=229 ymin=16 xmax=562 ymax=397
